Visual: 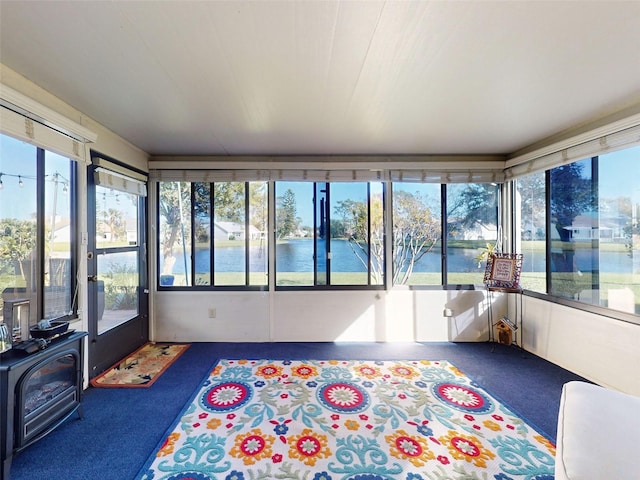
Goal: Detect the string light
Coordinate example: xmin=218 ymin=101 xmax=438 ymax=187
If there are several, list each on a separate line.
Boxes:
xmin=101 ymin=189 xmax=125 ymax=201
xmin=0 ymin=171 xmax=67 ymax=190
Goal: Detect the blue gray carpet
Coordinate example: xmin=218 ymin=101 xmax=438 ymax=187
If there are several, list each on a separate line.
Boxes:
xmin=9 ymin=342 xmax=586 ymax=480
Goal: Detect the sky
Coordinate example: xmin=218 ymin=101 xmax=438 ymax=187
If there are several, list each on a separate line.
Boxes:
xmin=1 ymin=135 xmax=39 ymax=220
xmin=275 ymin=181 xmax=385 ymax=228
xmin=0 ymin=134 xmax=73 ymax=222
xmin=599 ymin=145 xmax=640 ymax=200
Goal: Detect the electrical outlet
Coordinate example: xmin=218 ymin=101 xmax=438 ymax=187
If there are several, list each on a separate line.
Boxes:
xmin=208 ymin=307 xmax=216 ymax=318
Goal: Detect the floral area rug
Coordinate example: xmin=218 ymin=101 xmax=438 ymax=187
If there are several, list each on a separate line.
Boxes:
xmin=137 ymin=359 xmax=555 ymax=480
xmin=90 ymin=343 xmax=189 ymax=388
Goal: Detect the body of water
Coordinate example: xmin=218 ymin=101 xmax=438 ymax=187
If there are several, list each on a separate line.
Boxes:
xmin=161 ymin=238 xmax=636 ymax=275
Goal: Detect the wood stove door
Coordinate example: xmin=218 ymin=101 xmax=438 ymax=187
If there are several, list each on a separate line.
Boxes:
xmin=87 ymin=158 xmax=148 ymax=378
xmin=17 ymin=350 xmax=80 ymax=447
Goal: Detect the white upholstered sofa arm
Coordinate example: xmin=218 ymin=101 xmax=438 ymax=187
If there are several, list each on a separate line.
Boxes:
xmin=555 ymin=381 xmax=640 ymax=480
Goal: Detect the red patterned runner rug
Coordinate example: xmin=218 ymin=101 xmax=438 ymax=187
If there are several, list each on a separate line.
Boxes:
xmin=91 ymin=343 xmax=189 ymax=388
xmin=137 ymin=359 xmax=555 ymax=479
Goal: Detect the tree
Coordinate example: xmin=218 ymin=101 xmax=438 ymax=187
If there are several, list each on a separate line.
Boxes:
xmin=548 ymin=161 xmax=595 ymax=297
xmin=334 ymin=190 xmax=441 ymax=285
xmin=333 ymin=199 xmax=361 ymax=239
xmin=392 ymin=190 xmax=441 ymax=284
xmin=329 ymin=218 xmax=347 ymax=239
xmin=249 ymin=182 xmax=268 ymax=237
xmin=334 ymin=196 xmax=384 ymax=281
xmin=159 ymin=182 xmax=191 ymax=275
xmin=623 ymin=216 xmax=639 ymax=258
xmin=276 ymin=188 xmax=298 ymax=239
xmin=550 ymin=162 xmax=593 ymax=232
xmin=212 ymin=183 xmax=245 ymax=223
xmin=549 ymin=162 xmax=593 ymax=268
xmin=517 ymin=173 xmax=546 ymax=240
xmin=447 ymin=183 xmax=498 ymax=235
xmin=104 ymin=208 xmax=125 ymax=242
xmin=0 ymin=218 xmax=38 ymax=281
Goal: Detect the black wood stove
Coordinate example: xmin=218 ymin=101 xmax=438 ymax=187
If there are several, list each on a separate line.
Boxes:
xmin=0 ymin=331 xmax=86 ymax=479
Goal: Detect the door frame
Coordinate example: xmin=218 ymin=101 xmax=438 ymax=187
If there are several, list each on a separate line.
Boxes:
xmin=86 ymin=153 xmax=148 ymax=378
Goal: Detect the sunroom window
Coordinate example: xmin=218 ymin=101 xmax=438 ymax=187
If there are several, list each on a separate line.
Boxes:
xmin=391 ymin=183 xmax=442 ymax=285
xmin=274 ymin=181 xmax=385 ymax=288
xmin=549 ymin=147 xmax=640 ymax=314
xmin=158 ymin=180 xmax=268 ymax=288
xmin=445 ymin=183 xmax=499 ymax=286
xmin=0 ymin=133 xmax=77 ymax=324
xmin=515 ymin=143 xmax=640 ymax=316
xmin=515 ymin=171 xmax=546 ymax=293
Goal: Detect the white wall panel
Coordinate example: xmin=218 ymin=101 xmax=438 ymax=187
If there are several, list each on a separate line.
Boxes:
xmin=443 ymin=290 xmax=494 ymax=342
xmin=153 ymin=291 xmax=270 ymax=342
xmin=391 ymin=289 xmax=492 ymax=343
xmin=272 ymin=291 xmax=380 ymax=342
xmin=522 ymin=296 xmax=640 ymax=396
xmin=152 ymin=288 xmax=493 ymax=344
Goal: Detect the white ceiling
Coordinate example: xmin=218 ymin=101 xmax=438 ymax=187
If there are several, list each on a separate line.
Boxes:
xmin=1 ymin=1 xmax=639 ymax=157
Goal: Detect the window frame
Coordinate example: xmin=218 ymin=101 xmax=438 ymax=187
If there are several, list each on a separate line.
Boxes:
xmin=274 ymin=181 xmax=387 ymax=291
xmin=0 ymin=133 xmax=78 ymax=323
xmin=157 ymin=180 xmax=269 ymax=291
xmin=513 ymin=149 xmax=640 ymax=325
xmin=152 ymin=158 xmax=640 ymax=325
xmin=155 ymin=179 xmax=504 ymax=292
